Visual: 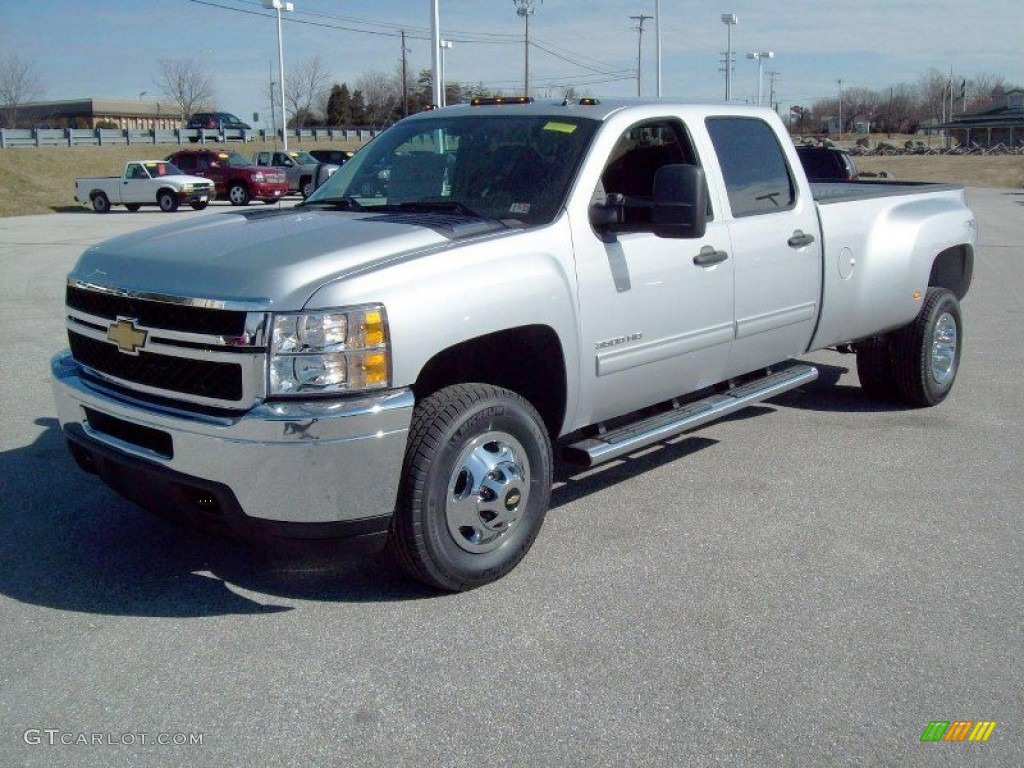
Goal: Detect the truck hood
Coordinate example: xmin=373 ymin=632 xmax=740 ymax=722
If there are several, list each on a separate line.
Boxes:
xmin=69 ymin=208 xmax=465 ymax=310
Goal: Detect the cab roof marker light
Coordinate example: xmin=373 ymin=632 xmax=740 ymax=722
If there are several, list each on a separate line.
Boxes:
xmin=470 ymin=96 xmax=534 ymax=107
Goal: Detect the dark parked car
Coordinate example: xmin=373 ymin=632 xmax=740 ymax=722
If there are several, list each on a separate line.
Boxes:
xmin=165 ymin=149 xmax=288 ymax=206
xmin=187 ymin=112 xmax=252 ymax=142
xmin=309 ymin=149 xmax=355 ymax=166
xmin=795 ymin=145 xmax=859 ymax=181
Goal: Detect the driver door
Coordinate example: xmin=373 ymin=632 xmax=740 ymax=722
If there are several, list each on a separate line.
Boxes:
xmin=571 ymin=118 xmax=735 ymax=424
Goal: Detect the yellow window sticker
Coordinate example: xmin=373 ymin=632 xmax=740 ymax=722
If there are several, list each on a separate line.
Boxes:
xmin=544 ymin=121 xmax=578 ymax=134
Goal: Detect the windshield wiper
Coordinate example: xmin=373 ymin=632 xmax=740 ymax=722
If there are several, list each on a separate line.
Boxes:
xmin=302 ymin=196 xmax=365 ymax=211
xmin=393 ymin=201 xmax=485 ymax=218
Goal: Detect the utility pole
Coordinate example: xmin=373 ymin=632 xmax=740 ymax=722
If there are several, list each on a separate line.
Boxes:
xmin=630 ymin=14 xmax=653 ymax=97
xmin=513 ymin=0 xmax=542 ymax=97
xmin=837 ymin=78 xmax=843 ymax=141
xmin=766 ymin=70 xmax=780 ymax=112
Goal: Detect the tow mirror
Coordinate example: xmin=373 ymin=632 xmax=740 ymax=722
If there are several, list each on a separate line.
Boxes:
xmin=652 ymin=164 xmax=708 ymax=239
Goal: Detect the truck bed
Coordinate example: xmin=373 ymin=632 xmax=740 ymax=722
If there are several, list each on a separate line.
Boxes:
xmin=810 ymin=179 xmax=962 ymax=204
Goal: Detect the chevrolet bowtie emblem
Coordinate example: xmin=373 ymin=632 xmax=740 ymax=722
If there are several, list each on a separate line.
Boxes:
xmin=107 ymin=318 xmax=148 ymax=354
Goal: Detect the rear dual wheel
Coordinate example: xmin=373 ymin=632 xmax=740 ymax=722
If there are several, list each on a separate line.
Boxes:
xmin=389 ymin=384 xmax=552 ymax=592
xmin=856 ymin=287 xmax=963 ymax=407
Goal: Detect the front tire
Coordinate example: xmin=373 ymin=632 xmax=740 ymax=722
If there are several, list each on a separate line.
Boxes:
xmin=228 ymin=183 xmax=250 ymax=206
xmin=891 ymin=287 xmax=963 ymax=406
xmin=158 ymin=191 xmax=179 ymax=212
xmin=389 ymin=384 xmax=553 ymax=592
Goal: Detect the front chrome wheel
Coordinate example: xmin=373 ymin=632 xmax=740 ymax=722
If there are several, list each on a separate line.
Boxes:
xmin=446 ymin=433 xmax=530 ymax=554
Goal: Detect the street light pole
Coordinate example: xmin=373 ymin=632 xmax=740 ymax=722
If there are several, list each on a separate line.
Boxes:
xmin=264 ymin=0 xmax=293 ymax=151
xmin=721 ymin=14 xmax=738 ymax=101
xmin=655 ymin=0 xmax=661 ymax=97
xmin=431 ymin=0 xmax=442 ymax=107
xmin=439 ymin=40 xmax=453 ymax=107
xmin=746 ymin=51 xmax=773 ymax=106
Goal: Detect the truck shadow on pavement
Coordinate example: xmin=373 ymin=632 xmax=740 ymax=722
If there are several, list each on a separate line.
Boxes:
xmin=0 ymin=419 xmax=434 ymax=617
xmin=5 ymin=368 xmax=900 ymax=614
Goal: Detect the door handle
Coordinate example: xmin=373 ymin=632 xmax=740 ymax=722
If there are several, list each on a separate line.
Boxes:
xmin=788 ymin=230 xmax=816 ymax=248
xmin=693 ymin=246 xmax=729 ymax=267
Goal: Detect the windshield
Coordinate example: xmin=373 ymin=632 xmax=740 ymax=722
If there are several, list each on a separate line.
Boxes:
xmin=222 ymin=151 xmax=254 ymax=168
xmin=142 ymin=162 xmax=184 ymax=178
xmin=290 ymin=151 xmax=318 ymax=165
xmin=305 ymin=112 xmax=600 ymax=226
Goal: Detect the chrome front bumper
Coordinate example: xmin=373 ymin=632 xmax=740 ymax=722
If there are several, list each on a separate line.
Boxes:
xmin=51 ymin=350 xmax=414 ymax=531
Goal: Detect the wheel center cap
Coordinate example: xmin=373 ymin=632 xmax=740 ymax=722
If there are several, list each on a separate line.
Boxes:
xmin=504 ymin=489 xmax=521 ymax=511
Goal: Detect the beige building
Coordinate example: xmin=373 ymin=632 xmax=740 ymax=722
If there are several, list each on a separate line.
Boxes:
xmin=16 ymin=98 xmax=207 ymax=129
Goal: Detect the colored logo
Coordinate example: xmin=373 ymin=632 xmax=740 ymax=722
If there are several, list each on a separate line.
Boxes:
xmin=106 ymin=318 xmax=148 ymax=355
xmin=921 ymin=721 xmax=997 ymax=742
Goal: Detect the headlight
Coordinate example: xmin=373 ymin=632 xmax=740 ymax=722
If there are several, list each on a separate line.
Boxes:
xmin=269 ymin=306 xmax=390 ymax=396
xmin=180 ymin=184 xmax=193 ymax=193
xmin=253 ymin=171 xmax=265 ymax=182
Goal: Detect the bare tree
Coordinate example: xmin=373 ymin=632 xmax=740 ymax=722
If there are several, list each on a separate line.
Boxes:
xmin=0 ymin=53 xmax=45 ymax=128
xmin=966 ymin=72 xmax=1007 ymax=110
xmin=356 ymin=70 xmax=400 ymax=127
xmin=155 ymin=58 xmax=216 ymax=122
xmin=285 ymin=55 xmax=331 ymax=128
xmin=915 ymin=68 xmax=949 ymax=125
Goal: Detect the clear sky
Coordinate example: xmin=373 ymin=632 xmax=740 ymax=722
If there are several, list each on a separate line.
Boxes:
xmin=3 ymin=0 xmax=1022 ymax=126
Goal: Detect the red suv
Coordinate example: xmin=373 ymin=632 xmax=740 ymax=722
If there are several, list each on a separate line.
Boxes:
xmin=165 ymin=149 xmax=288 ymax=206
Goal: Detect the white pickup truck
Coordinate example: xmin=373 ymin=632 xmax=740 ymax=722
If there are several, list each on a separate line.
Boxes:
xmin=52 ymin=100 xmax=976 ymax=590
xmin=75 ymin=161 xmax=215 ymax=213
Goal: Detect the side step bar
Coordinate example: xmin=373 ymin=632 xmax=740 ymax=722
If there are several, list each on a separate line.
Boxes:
xmin=563 ymin=364 xmax=818 ymax=467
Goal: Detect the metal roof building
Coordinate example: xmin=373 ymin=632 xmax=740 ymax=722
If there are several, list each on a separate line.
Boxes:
xmin=945 ymin=88 xmax=1024 ymax=149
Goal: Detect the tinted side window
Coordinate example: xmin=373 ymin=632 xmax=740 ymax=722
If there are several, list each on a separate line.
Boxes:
xmin=175 ymin=155 xmax=195 ymax=172
xmin=706 ymin=117 xmax=795 ymax=217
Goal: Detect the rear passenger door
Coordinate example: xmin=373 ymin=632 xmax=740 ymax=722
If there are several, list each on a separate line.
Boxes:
xmin=705 ymin=116 xmax=822 ymax=375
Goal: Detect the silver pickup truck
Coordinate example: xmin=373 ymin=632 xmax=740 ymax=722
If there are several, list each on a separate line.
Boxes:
xmin=52 ymin=100 xmax=976 ymax=591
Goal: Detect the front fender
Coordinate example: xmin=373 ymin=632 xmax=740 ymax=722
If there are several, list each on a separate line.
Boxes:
xmin=304 ymin=216 xmax=582 ymax=432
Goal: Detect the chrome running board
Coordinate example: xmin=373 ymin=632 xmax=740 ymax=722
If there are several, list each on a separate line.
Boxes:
xmin=564 ymin=364 xmax=818 ymax=467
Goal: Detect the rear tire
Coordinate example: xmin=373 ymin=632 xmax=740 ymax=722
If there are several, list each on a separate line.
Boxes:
xmin=91 ymin=192 xmax=111 ymax=213
xmin=891 ymin=287 xmax=963 ymax=407
xmin=389 ymin=384 xmax=552 ymax=592
xmin=300 ymin=176 xmax=314 ymax=198
xmin=855 ymin=336 xmax=900 ymax=402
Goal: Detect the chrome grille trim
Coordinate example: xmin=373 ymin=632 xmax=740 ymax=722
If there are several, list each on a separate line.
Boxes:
xmin=65 ymin=283 xmax=270 ymax=409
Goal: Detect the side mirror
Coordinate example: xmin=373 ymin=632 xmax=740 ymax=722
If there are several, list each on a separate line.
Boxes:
xmin=652 ymin=164 xmax=708 ymax=239
xmin=589 ymin=192 xmax=626 ymax=231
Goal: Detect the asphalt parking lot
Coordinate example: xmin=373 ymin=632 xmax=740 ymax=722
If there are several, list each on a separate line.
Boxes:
xmin=0 ymin=191 xmax=1021 ymax=767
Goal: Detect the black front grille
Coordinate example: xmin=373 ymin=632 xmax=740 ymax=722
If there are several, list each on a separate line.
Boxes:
xmin=69 ymin=331 xmax=243 ymax=401
xmin=67 ymin=285 xmax=247 ymax=336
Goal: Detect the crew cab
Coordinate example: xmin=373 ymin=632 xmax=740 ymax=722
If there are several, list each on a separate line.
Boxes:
xmin=52 ymin=100 xmax=976 ymax=591
xmin=165 ymin=149 xmax=288 ymax=206
xmin=74 ymin=161 xmax=215 ymax=213
xmin=252 ymin=150 xmax=338 ymax=198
